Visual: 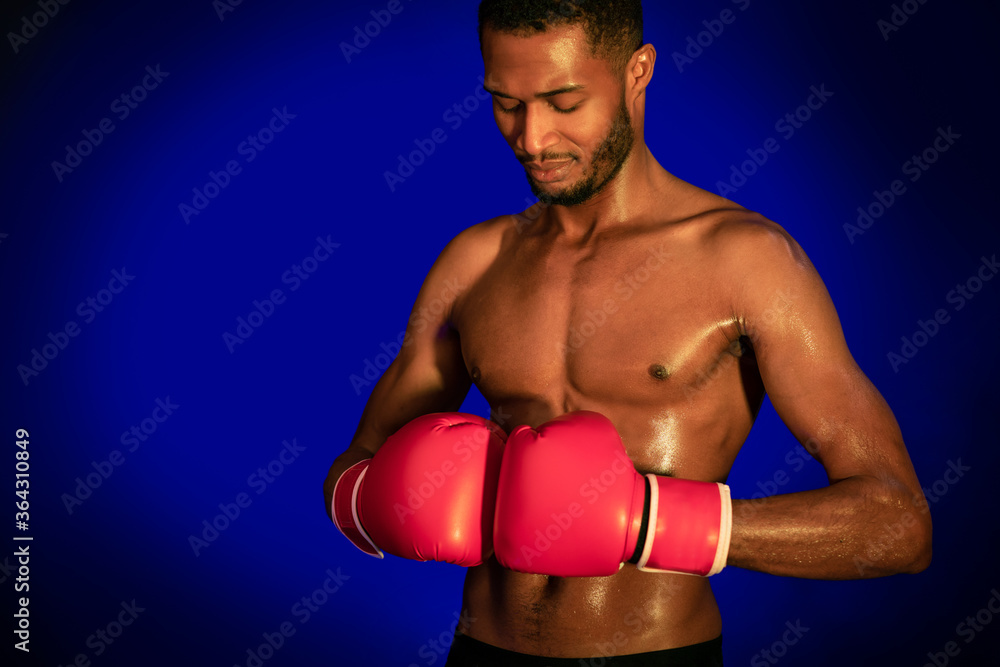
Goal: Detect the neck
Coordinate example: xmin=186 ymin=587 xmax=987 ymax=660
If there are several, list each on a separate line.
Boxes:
xmin=531 ymin=144 xmax=665 ymax=244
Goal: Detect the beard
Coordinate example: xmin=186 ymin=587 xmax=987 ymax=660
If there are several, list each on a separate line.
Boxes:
xmin=526 ymin=95 xmax=635 ymax=208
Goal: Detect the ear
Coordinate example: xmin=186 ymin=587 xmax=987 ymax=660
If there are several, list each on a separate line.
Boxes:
xmin=627 ymin=44 xmax=657 ymax=101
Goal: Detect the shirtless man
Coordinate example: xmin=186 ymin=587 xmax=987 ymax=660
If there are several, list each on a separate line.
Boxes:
xmin=323 ymin=2 xmax=932 ymax=664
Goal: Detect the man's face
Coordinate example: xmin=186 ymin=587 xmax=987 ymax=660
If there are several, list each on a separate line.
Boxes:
xmin=482 ymin=25 xmax=635 ymax=207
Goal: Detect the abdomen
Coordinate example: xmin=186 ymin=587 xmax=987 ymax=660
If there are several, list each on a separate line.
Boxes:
xmin=459 ymin=558 xmax=723 ymax=658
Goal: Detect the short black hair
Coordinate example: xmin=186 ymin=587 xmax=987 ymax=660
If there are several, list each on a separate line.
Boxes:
xmin=478 ymin=0 xmax=644 ymax=75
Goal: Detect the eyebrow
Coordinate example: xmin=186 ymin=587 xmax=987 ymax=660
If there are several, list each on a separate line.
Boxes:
xmin=483 ymin=84 xmax=587 ymax=100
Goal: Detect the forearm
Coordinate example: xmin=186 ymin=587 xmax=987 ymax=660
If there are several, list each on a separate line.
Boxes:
xmin=727 ymin=475 xmax=932 ymax=579
xmin=322 ymin=356 xmax=473 ymax=520
xmin=323 ymin=446 xmax=376 ymax=521
xmin=322 ymin=402 xmax=396 ymax=520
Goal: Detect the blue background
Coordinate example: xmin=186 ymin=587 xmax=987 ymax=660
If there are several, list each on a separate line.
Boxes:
xmin=2 ymin=0 xmax=998 ymax=665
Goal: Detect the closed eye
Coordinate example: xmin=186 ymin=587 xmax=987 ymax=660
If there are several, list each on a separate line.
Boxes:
xmin=495 ymin=99 xmax=522 ymax=114
xmin=494 ymin=99 xmax=580 ymax=115
xmin=550 ymin=102 xmax=579 ymax=114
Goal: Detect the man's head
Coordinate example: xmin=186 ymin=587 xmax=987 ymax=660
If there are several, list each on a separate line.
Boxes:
xmin=478 ymin=1 xmax=652 ymax=207
xmin=478 ymin=1 xmax=644 ymax=77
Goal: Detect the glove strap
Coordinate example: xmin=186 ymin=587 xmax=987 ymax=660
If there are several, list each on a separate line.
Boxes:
xmin=332 ymin=459 xmax=383 ymax=558
xmin=636 ymin=475 xmax=731 ymax=576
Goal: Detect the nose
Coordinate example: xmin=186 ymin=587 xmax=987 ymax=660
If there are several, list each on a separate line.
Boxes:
xmin=516 ymin=104 xmax=560 ymax=157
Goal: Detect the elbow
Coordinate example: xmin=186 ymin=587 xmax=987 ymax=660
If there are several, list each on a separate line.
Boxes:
xmin=903 ymin=521 xmax=933 ymax=574
xmin=888 ymin=506 xmax=932 ymax=575
xmin=878 ymin=481 xmax=933 ymax=575
xmin=865 ymin=485 xmax=933 ymax=576
xmin=904 ymin=493 xmax=934 ymax=574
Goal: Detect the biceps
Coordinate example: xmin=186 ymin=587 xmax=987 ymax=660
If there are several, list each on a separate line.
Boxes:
xmin=393 ymin=319 xmax=471 ymax=410
xmin=746 ymin=282 xmax=907 ymax=481
xmin=355 ymin=283 xmax=471 ymax=448
xmin=352 ymin=323 xmax=471 ymax=456
xmin=353 ymin=225 xmax=487 ymax=448
xmin=732 ymin=226 xmax=916 ymax=486
xmin=755 ymin=320 xmax=913 ymax=488
xmin=395 ymin=265 xmax=471 ymax=401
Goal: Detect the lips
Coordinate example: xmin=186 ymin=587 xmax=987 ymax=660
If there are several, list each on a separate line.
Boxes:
xmin=525 ymin=160 xmax=574 ymax=183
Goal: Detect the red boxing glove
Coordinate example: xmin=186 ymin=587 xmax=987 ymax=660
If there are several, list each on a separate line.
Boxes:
xmin=332 ymin=413 xmax=507 ymax=567
xmin=492 ymin=411 xmax=731 ymax=577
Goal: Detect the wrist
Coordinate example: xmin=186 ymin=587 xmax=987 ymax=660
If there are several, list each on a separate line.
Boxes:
xmin=633 ymin=474 xmax=732 ymax=576
xmin=332 ymin=459 xmax=383 ymax=558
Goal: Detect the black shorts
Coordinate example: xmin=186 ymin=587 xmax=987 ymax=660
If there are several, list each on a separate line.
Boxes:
xmin=445 ymin=634 xmax=724 ymax=666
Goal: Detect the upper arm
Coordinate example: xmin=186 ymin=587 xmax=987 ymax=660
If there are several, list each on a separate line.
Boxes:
xmin=347 ymin=221 xmax=498 ymax=455
xmin=728 ymin=219 xmax=921 ymax=496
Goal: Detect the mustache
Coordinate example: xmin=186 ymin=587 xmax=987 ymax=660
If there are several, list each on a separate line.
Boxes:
xmin=517 ymin=152 xmax=578 ymax=165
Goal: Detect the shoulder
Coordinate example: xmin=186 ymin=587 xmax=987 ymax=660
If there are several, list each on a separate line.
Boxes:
xmin=700 ymin=209 xmax=800 ymax=256
xmin=693 ymin=209 xmax=815 ymax=283
xmin=434 ymin=215 xmax=508 ymax=273
xmin=420 ymin=216 xmax=509 ymax=320
xmin=445 ymin=214 xmax=508 ymax=249
xmin=674 ymin=207 xmax=831 ymax=332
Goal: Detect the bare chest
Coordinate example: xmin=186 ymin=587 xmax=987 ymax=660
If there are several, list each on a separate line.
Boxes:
xmin=454 ymin=234 xmax=749 ymax=422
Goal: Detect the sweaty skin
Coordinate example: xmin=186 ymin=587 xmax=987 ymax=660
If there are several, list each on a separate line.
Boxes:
xmin=323 ymin=24 xmax=931 ymax=658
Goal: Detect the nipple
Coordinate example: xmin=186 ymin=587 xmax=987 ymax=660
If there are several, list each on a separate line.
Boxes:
xmin=648 ymin=364 xmax=670 ymax=380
